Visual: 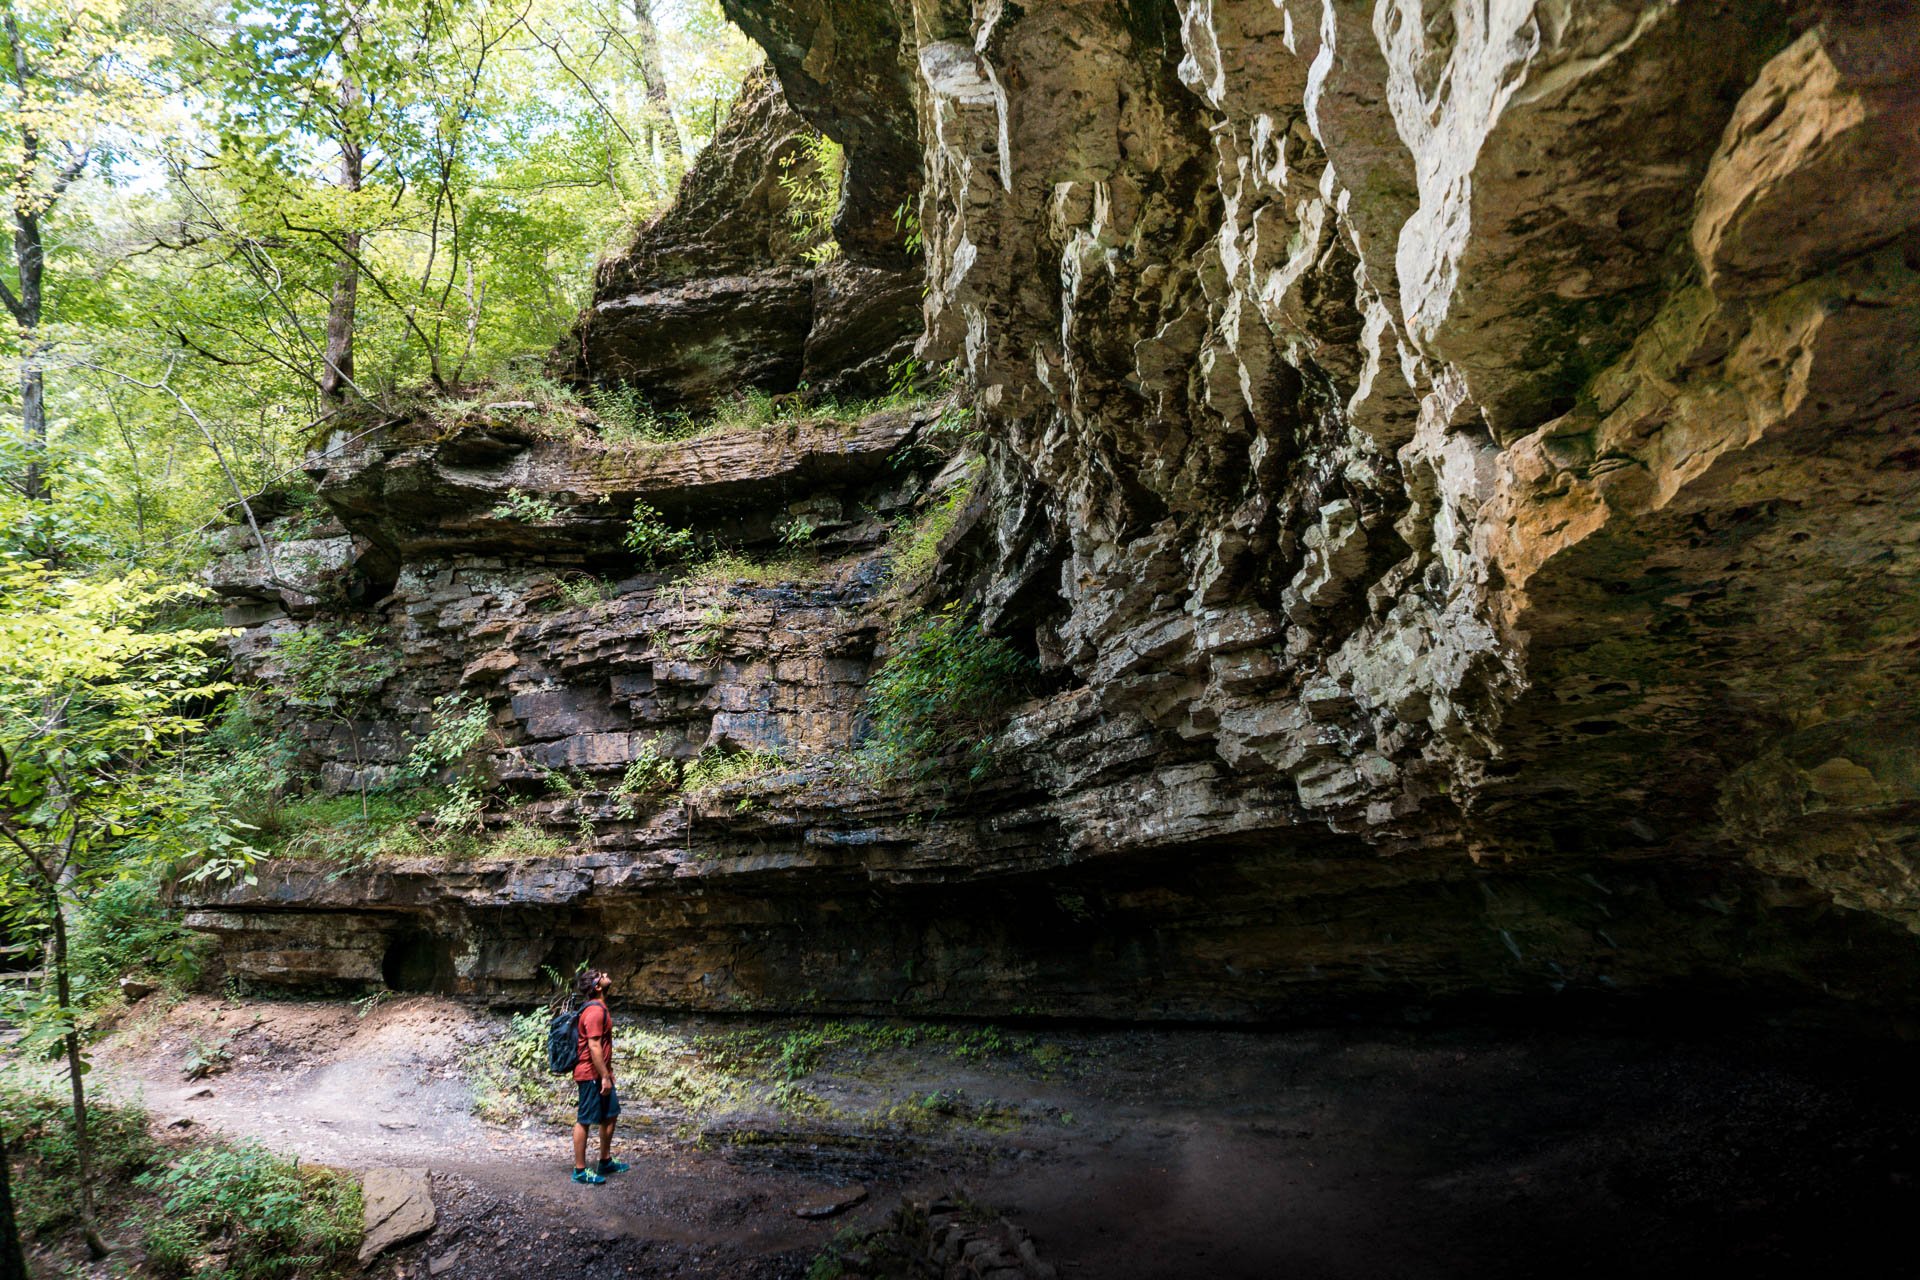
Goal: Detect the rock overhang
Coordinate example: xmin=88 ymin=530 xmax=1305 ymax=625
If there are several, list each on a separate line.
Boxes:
xmin=190 ymin=0 xmax=1920 ymax=1019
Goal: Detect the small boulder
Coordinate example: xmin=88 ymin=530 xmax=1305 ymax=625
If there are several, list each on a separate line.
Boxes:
xmin=359 ymin=1167 xmax=436 ymax=1263
xmin=794 ymin=1184 xmax=868 ymax=1219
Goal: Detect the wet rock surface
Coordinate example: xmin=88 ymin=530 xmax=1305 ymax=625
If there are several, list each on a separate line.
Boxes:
xmin=817 ymin=1195 xmax=1058 ymax=1280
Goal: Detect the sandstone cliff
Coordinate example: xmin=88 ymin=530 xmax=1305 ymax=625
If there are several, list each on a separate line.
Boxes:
xmin=190 ymin=1 xmax=1920 ymax=1018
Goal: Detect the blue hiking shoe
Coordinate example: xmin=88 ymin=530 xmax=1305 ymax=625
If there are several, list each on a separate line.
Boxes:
xmin=596 ymin=1159 xmax=630 ymax=1176
xmin=572 ymin=1167 xmax=606 ymax=1185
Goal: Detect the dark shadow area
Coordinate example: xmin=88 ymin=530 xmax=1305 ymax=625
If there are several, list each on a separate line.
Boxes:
xmin=382 ymin=928 xmax=453 ymax=993
xmin=958 ymin=1020 xmax=1920 ymax=1280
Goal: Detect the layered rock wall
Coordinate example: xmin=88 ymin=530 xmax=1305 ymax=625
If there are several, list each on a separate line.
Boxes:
xmin=849 ymin=0 xmax=1920 ymax=921
xmin=192 ymin=1 xmax=1920 ymax=1016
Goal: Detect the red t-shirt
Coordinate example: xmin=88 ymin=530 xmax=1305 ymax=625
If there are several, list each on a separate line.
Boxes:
xmin=573 ymin=1000 xmax=611 ymax=1082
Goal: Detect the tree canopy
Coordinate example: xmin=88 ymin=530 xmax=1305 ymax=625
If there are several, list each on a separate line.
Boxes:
xmin=0 ymin=0 xmax=759 ymax=567
xmin=0 ymin=5 xmax=761 ymax=1254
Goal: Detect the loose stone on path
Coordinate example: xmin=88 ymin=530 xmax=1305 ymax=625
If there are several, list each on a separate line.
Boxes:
xmin=360 ymin=1167 xmax=437 ymax=1263
xmin=795 ymin=1183 xmax=869 ymax=1218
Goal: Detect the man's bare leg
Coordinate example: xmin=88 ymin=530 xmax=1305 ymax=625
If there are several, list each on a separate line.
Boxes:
xmin=599 ymin=1120 xmax=615 ymax=1167
xmin=573 ymin=1122 xmax=590 ymax=1170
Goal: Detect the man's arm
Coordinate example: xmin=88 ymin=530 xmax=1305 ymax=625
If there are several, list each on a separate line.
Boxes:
xmin=589 ymin=1036 xmax=613 ymax=1092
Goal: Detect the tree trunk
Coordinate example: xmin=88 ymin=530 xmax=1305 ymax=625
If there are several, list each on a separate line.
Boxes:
xmin=346 ymin=716 xmax=369 ymax=819
xmin=320 ymin=18 xmax=364 ymax=409
xmin=105 ymin=393 xmax=148 ymax=551
xmin=48 ymin=906 xmax=106 ymax=1259
xmin=4 ymin=6 xmax=50 ymax=504
xmin=18 ymin=356 xmax=45 ymax=504
xmin=319 ymin=172 xmax=361 ymax=408
xmin=0 ymin=1127 xmax=28 ymax=1280
xmin=12 ymin=208 xmax=47 ymax=505
xmin=629 ymin=0 xmax=682 ymax=162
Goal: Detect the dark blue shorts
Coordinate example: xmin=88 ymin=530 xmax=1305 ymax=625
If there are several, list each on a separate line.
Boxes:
xmin=576 ymin=1080 xmax=621 ymax=1126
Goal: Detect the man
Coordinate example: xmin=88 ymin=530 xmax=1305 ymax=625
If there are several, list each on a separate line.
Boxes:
xmin=570 ymin=968 xmax=629 ymax=1185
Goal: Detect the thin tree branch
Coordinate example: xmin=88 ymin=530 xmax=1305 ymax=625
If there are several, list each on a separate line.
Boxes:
xmin=72 ymin=361 xmax=280 ymax=581
xmin=280 ymin=214 xmax=451 ymax=393
xmin=47 ymin=149 xmax=91 ymax=200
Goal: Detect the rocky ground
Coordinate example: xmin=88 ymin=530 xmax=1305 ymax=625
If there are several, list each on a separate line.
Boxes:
xmin=74 ymin=994 xmax=1920 ymax=1279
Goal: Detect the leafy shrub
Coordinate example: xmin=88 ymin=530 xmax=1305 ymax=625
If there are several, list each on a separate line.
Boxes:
xmin=615 ymin=735 xmax=681 ymax=818
xmin=273 ymin=480 xmax=333 ymax=541
xmin=859 ymin=604 xmax=1036 ymax=781
xmin=402 ymin=692 xmax=494 ymax=834
xmin=274 ymin=625 xmax=397 ymax=708
xmin=491 ymin=821 xmax=566 ymax=858
xmin=68 ymin=874 xmax=208 ymax=998
xmin=432 ymin=377 xmax=584 ymax=431
xmin=591 ymin=383 xmax=827 ymax=444
xmin=688 ymin=603 xmax=732 ymax=659
xmin=708 ymin=387 xmax=787 ymax=433
xmin=271 ymin=789 xmax=449 ymax=864
xmin=488 ymin=487 xmax=564 ymax=523
xmin=557 ymin=574 xmax=619 ymax=607
xmin=466 ymin=1009 xmax=555 ymax=1124
xmin=135 ymin=1143 xmax=361 ymax=1279
xmin=428 ymin=785 xmax=486 ymax=834
xmin=554 ymin=1017 xmax=1050 ymax=1143
xmin=778 ymin=131 xmax=843 ymax=265
xmin=404 ymin=692 xmax=492 ymax=785
xmin=0 ymin=1083 xmax=159 ymax=1236
xmin=924 ymin=400 xmax=981 ymax=446
xmin=273 ymin=624 xmax=402 ymax=820
xmin=677 ymin=548 xmax=816 ymax=587
xmin=4 ymin=1083 xmax=360 ymax=1276
xmin=667 ymin=376 xmax=947 ymax=439
xmin=625 ymin=501 xmax=697 ymax=569
xmin=197 ymin=695 xmax=296 ymax=834
xmin=885 ymin=355 xmax=937 ymax=406
xmin=892 ymin=196 xmax=922 ymax=253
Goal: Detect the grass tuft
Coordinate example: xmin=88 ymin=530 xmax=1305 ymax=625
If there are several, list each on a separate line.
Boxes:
xmin=887 ymin=457 xmax=982 ymax=585
xmin=677 ymin=548 xmax=820 ymax=588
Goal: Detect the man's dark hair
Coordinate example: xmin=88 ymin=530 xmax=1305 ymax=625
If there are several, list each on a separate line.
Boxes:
xmin=573 ymin=968 xmax=604 ymax=1001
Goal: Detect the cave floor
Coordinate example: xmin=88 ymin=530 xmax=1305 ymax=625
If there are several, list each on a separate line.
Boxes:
xmin=85 ymin=995 xmax=1919 ymax=1279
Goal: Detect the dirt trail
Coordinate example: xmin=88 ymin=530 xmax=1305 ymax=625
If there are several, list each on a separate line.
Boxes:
xmin=90 ymin=996 xmax=1920 ymax=1279
xmin=92 ymin=997 xmax=846 ymax=1275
